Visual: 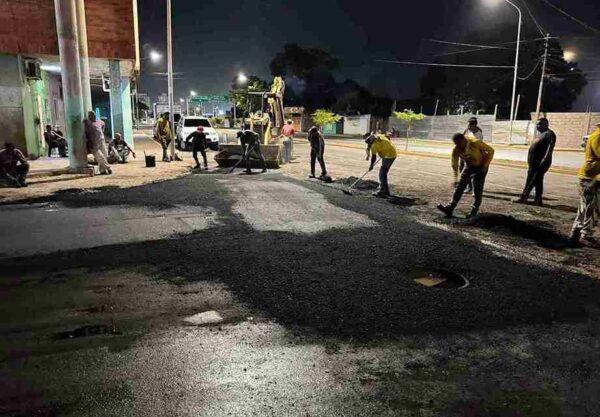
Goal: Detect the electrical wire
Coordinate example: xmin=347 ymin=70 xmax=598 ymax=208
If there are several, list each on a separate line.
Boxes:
xmin=518 ymin=57 xmax=543 ymax=80
xmin=519 ymin=0 xmax=546 ymax=36
xmin=538 ymin=0 xmax=600 ymax=34
xmin=376 ymin=60 xmax=513 ymax=69
xmin=425 ymin=39 xmax=513 ymax=50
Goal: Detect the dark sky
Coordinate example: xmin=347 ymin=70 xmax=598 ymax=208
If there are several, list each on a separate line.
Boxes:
xmin=139 ymin=0 xmax=600 ymax=110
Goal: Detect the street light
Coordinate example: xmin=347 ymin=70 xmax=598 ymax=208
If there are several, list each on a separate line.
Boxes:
xmin=190 ymin=90 xmax=197 ymax=97
xmin=485 ymin=0 xmax=521 ymax=145
xmin=149 ymin=50 xmax=163 ymax=64
xmin=237 ymin=73 xmax=248 ymax=84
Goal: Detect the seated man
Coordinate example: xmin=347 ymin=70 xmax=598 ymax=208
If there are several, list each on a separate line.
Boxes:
xmin=43 ymin=124 xmax=67 ymax=157
xmin=107 ymin=133 xmax=136 ymax=164
xmin=0 ymin=142 xmax=29 ymax=187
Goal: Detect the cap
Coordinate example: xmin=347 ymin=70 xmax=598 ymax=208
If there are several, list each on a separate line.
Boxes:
xmin=468 ymin=117 xmax=478 ymax=123
xmin=197 ymin=126 xmax=204 ymax=132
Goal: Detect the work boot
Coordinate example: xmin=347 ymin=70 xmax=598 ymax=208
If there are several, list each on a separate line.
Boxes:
xmin=194 ymin=164 xmax=200 ymax=169
xmin=534 ymin=198 xmax=544 ymax=207
xmin=568 ymin=229 xmax=581 ymax=247
xmin=262 ymin=168 xmax=267 ymax=173
xmin=514 ymin=196 xmax=527 ymax=204
xmin=436 ymin=204 xmax=454 ymax=218
xmin=372 ymin=191 xmax=389 ymax=198
xmin=204 ymin=165 xmax=209 ymax=171
xmin=465 ymin=208 xmax=479 ymax=219
xmin=309 ymin=174 xmax=316 ymax=179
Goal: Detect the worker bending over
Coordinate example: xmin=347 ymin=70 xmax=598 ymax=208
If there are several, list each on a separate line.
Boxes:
xmin=569 ymin=122 xmax=600 ymax=246
xmin=516 ymin=118 xmax=556 ymax=206
xmin=186 ymin=126 xmax=209 ymax=170
xmin=437 ymin=133 xmax=495 ymax=218
xmin=237 ymin=123 xmax=267 ymax=174
xmin=365 ymin=132 xmax=397 ymax=198
xmin=307 ymin=126 xmax=328 ymax=179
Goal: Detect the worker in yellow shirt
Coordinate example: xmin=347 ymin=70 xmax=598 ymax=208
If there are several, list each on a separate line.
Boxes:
xmin=365 ymin=132 xmax=397 ymax=198
xmin=437 ymin=132 xmax=495 ymax=218
xmin=569 ymin=123 xmax=600 ymax=246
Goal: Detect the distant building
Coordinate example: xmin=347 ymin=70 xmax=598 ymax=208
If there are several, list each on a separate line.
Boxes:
xmin=0 ymin=0 xmax=139 ymax=157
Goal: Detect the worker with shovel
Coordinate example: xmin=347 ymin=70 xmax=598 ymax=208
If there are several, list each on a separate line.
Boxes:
xmin=365 ymin=132 xmax=397 ymax=198
xmin=516 ymin=117 xmax=556 ymax=206
xmin=238 ymin=123 xmax=267 ymax=174
xmin=437 ymin=132 xmax=495 ymax=219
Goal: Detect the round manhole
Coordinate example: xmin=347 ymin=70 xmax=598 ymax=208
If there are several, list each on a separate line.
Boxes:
xmin=408 ymin=269 xmax=469 ymax=289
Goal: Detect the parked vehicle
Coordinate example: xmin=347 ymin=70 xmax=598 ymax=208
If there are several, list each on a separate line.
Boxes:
xmin=176 ymin=116 xmax=219 ymax=151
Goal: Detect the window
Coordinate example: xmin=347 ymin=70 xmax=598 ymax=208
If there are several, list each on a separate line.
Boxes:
xmin=184 ymin=118 xmax=211 ymax=127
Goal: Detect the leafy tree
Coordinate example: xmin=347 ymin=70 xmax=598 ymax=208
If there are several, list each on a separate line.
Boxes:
xmin=394 ymin=109 xmax=425 ymax=150
xmin=419 ymin=25 xmax=587 ymax=119
xmin=312 ymin=109 xmax=342 ymax=129
xmin=229 ymin=75 xmax=269 ymax=116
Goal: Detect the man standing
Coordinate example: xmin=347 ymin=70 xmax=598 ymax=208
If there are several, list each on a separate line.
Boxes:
xmin=157 ymin=112 xmax=172 ymax=162
xmin=107 ymin=133 xmax=136 ymax=164
xmin=461 ymin=117 xmax=484 ymax=193
xmin=0 ymin=143 xmax=29 ymax=187
xmin=365 ymin=132 xmax=397 ymax=198
xmin=186 ymin=126 xmax=209 ymax=170
xmin=83 ymin=111 xmax=112 ymax=175
xmin=237 ymin=123 xmax=267 ymax=174
xmin=281 ymin=120 xmax=296 ymax=161
xmin=307 ymin=126 xmax=327 ymax=179
xmin=516 ymin=118 xmax=556 ymax=206
xmin=569 ymin=123 xmax=600 ymax=246
xmin=437 ymin=133 xmax=495 ymax=218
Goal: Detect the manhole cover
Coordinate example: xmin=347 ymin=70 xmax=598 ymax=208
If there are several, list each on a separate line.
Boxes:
xmin=409 ymin=269 xmax=469 ymax=289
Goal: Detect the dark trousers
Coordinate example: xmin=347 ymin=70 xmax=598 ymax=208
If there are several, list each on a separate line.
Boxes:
xmin=521 ymin=166 xmax=548 ymax=203
xmin=2 ymin=163 xmax=29 ymax=185
xmin=242 ymin=141 xmax=266 ymax=172
xmin=193 ymin=146 xmax=207 ymax=168
xmin=379 ymin=158 xmax=395 ymax=194
xmin=450 ymin=166 xmax=488 ymax=211
xmin=459 ymin=159 xmax=474 ymax=191
xmin=310 ymin=145 xmax=327 ymax=176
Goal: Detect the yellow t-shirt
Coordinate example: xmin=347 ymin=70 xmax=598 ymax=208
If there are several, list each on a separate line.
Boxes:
xmin=370 ymin=135 xmax=397 ymax=159
xmin=578 ymin=129 xmax=600 ymax=181
xmin=451 ymin=138 xmax=495 ymax=176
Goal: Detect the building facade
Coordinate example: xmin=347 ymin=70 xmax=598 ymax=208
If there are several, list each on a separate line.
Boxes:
xmin=0 ymin=0 xmax=139 ymax=157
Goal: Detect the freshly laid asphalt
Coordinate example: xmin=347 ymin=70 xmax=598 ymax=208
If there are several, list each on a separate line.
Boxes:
xmin=2 ymin=169 xmax=600 ymax=416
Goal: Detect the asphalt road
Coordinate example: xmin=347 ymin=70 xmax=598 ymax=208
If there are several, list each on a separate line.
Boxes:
xmin=1 ymin=148 xmax=600 ymax=416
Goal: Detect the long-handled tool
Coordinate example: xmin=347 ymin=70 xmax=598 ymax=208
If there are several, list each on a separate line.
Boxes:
xmin=343 ymin=158 xmax=380 ymax=196
xmin=229 ymin=142 xmax=256 ymax=173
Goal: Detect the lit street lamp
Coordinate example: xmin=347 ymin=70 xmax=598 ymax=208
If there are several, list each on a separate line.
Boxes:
xmin=149 ymin=50 xmax=163 ymax=64
xmin=485 ymin=0 xmax=521 ymax=145
xmin=234 ymin=73 xmax=249 ymax=127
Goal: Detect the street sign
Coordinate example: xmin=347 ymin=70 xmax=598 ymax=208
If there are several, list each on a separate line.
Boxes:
xmin=190 ymin=95 xmax=229 ymax=103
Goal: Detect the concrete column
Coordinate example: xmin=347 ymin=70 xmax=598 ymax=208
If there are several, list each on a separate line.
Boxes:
xmin=109 ymin=60 xmax=123 ymax=139
xmin=54 ymin=0 xmax=88 ymax=170
xmin=75 ymin=0 xmax=92 ymax=112
xmin=121 ymin=76 xmax=134 ymax=150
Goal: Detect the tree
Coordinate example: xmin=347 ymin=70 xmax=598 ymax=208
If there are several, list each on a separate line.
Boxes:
xmin=270 ymin=44 xmax=339 ymax=111
xmin=312 ymin=109 xmax=341 ymax=130
xmin=394 ymin=110 xmax=425 ymax=150
xmin=229 ymin=75 xmax=269 ymax=116
xmin=419 ymin=25 xmax=587 ymax=119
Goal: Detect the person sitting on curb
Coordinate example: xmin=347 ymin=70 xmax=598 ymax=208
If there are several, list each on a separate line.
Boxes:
xmin=364 ymin=131 xmax=397 ymax=198
xmin=108 ymin=133 xmax=136 ymax=164
xmin=437 ymin=132 xmax=494 ymax=219
xmin=185 ymin=126 xmax=209 ymax=170
xmin=569 ymin=122 xmax=600 ymax=247
xmin=0 ymin=142 xmax=29 ymax=188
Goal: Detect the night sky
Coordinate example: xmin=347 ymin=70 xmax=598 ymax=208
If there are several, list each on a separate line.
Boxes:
xmin=139 ymin=0 xmax=600 ymax=110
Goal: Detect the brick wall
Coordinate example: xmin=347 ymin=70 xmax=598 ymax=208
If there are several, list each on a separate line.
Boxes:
xmin=532 ymin=112 xmax=600 ymax=149
xmin=0 ymin=0 xmax=135 ymax=59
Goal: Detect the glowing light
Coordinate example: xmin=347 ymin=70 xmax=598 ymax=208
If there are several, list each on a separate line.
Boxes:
xmin=237 ymin=73 xmax=248 ymax=84
xmin=563 ymin=50 xmax=576 ymax=62
xmin=190 ymin=90 xmax=197 ymax=97
xmin=40 ymin=64 xmax=61 ymax=73
xmin=149 ymin=50 xmax=162 ymax=63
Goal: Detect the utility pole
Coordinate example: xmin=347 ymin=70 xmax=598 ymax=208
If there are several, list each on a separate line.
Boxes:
xmin=166 ymin=0 xmax=175 ymax=159
xmin=54 ymin=0 xmax=88 ymax=171
xmin=534 ymin=34 xmax=550 ymax=128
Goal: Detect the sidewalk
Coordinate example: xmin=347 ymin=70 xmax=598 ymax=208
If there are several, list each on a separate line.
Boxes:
xmin=0 ymin=133 xmax=196 ymax=204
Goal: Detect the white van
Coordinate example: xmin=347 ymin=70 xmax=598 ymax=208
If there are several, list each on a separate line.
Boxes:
xmin=176 ymin=116 xmax=219 ymax=151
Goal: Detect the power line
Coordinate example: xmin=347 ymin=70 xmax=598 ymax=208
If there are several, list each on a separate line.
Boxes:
xmin=376 ymin=60 xmax=513 ymax=69
xmin=519 ymin=57 xmax=543 ymax=80
xmin=519 ymin=0 xmax=545 ymax=36
xmin=424 ymin=39 xmax=513 ymax=50
xmin=538 ymin=0 xmax=600 ymax=34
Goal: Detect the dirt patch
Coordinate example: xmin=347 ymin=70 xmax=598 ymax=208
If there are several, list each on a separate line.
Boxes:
xmin=337 ymin=176 xmax=379 ymax=190
xmin=467 ymin=214 xmax=570 ymax=249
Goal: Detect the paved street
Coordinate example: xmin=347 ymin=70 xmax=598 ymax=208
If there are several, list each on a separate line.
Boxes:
xmin=1 ymin=139 xmax=600 ymax=416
